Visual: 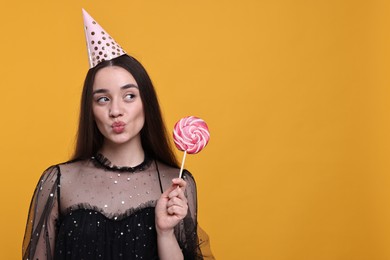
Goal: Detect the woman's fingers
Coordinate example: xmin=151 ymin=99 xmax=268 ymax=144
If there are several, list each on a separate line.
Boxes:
xmin=167 ymin=196 xmax=187 ymax=208
xmin=165 ymin=179 xmax=188 ymax=216
xmin=160 ymin=178 xmax=187 ymax=199
xmin=155 ymin=179 xmax=190 ymax=232
xmin=171 ymin=178 xmax=187 ymax=190
xmin=167 ymin=203 xmax=188 ymax=216
xmin=168 ymin=186 xmax=186 ymax=200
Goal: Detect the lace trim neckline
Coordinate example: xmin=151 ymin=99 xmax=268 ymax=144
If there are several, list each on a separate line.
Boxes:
xmin=92 ymin=153 xmax=152 ymax=173
xmin=63 ymin=201 xmax=157 ymax=221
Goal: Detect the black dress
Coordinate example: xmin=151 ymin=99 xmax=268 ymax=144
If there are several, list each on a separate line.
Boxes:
xmin=23 ymin=154 xmax=202 ymax=259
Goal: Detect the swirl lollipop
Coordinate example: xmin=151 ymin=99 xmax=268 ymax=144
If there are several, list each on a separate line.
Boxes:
xmin=173 ymin=116 xmax=210 ymax=178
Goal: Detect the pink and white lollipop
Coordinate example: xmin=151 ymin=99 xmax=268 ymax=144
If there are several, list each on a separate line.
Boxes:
xmin=173 ymin=116 xmax=210 ymax=178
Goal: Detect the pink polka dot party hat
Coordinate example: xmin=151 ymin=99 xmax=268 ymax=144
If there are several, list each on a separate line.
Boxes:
xmin=82 ymin=9 xmax=126 ymax=68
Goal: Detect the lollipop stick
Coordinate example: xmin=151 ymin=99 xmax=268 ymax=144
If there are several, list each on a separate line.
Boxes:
xmin=178 ymin=150 xmax=187 ymax=178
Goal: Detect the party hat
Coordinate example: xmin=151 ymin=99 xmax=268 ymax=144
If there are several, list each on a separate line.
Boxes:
xmin=82 ymin=9 xmax=126 ymax=68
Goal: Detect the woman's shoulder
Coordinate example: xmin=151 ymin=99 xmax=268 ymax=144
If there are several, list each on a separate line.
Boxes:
xmin=154 ymin=160 xmax=196 ymax=184
xmin=57 ymin=158 xmax=86 ymax=169
xmin=42 ymin=158 xmax=91 ymax=177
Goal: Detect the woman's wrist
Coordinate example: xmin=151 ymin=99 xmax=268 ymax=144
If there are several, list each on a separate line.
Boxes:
xmin=156 ymin=226 xmax=183 ymax=260
xmin=156 ymin=226 xmax=175 ymax=237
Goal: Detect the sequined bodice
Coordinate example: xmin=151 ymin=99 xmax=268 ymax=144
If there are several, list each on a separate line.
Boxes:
xmin=53 ymin=155 xmax=163 ymax=259
xmin=55 ymin=207 xmax=159 ymax=259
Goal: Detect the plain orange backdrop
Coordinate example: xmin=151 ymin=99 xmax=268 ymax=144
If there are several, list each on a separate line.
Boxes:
xmin=1 ymin=1 xmax=390 ymax=259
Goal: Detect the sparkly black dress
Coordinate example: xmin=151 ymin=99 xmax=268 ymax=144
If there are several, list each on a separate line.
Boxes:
xmin=23 ymin=155 xmax=203 ymax=259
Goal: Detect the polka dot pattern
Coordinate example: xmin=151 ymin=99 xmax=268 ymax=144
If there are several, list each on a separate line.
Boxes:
xmin=82 ymin=9 xmax=126 ymax=68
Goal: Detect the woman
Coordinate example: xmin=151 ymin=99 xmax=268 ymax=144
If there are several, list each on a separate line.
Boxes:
xmin=23 ymin=10 xmax=213 ymax=260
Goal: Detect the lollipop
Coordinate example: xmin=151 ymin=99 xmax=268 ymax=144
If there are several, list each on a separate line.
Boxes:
xmin=173 ymin=116 xmax=210 ymax=178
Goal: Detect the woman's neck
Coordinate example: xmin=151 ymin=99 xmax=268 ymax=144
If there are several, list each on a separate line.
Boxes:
xmin=99 ymin=140 xmax=145 ymax=167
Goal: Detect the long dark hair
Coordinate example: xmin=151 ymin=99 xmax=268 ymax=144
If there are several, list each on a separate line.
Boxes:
xmin=72 ymin=54 xmax=179 ymax=168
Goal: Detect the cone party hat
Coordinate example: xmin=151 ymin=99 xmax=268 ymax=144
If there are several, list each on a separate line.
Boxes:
xmin=82 ymin=9 xmax=126 ymax=68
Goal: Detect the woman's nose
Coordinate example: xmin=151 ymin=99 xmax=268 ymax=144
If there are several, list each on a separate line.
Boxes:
xmin=109 ymin=100 xmax=123 ymax=118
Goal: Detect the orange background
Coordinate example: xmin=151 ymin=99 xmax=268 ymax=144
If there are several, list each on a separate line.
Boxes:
xmin=1 ymin=1 xmax=390 ymax=259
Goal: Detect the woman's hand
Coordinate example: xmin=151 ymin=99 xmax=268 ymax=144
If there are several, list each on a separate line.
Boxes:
xmin=155 ymin=178 xmax=188 ymax=235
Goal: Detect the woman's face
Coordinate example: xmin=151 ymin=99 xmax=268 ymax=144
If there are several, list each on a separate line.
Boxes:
xmin=92 ymin=66 xmax=145 ymax=147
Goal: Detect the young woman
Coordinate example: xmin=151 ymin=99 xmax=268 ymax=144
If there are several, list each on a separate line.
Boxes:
xmin=22 ymin=53 xmax=209 ymax=260
xmin=23 ymin=10 xmax=213 ymax=260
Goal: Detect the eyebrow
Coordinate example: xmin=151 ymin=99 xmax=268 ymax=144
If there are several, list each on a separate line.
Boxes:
xmin=92 ymin=84 xmax=139 ymax=95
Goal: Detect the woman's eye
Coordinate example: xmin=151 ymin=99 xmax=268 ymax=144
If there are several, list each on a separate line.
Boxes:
xmin=124 ymin=94 xmax=135 ymax=101
xmin=97 ymin=97 xmax=110 ymax=103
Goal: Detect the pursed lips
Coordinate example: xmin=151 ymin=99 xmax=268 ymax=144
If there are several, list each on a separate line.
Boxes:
xmin=111 ymin=121 xmax=126 ymax=133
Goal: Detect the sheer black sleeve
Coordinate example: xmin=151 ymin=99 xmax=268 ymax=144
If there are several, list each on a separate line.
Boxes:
xmin=180 ymin=171 xmax=215 ymax=259
xmin=22 ymin=165 xmax=60 ymax=260
xmin=172 ymin=170 xmax=203 ymax=259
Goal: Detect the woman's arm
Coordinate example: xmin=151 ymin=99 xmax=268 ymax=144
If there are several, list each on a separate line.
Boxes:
xmin=22 ymin=166 xmax=60 ymax=260
xmin=155 ymin=178 xmax=188 ymax=260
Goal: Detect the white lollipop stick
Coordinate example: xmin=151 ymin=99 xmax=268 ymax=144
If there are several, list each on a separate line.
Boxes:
xmin=179 ymin=150 xmax=187 ymax=178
